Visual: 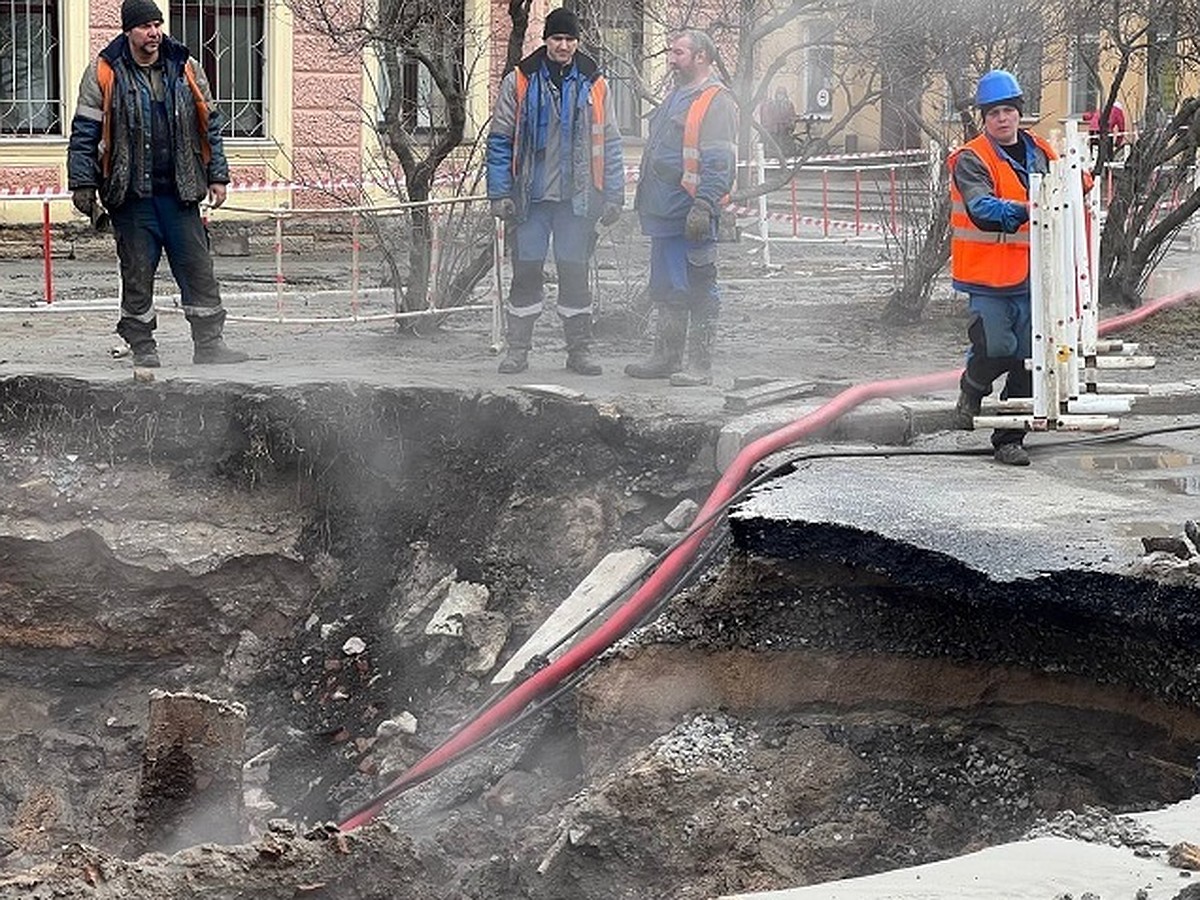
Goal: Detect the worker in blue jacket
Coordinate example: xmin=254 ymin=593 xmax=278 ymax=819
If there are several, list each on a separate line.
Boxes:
xmin=626 ymin=30 xmax=736 ymax=387
xmin=486 ymin=7 xmax=624 ymax=376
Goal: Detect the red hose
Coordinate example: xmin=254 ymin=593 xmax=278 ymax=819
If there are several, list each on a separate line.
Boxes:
xmin=339 ymin=290 xmax=1199 ymax=830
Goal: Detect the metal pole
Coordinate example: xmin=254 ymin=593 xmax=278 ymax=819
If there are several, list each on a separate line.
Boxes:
xmin=889 ymin=166 xmax=897 ymax=235
xmin=274 ymin=212 xmax=285 ymax=323
xmin=790 ymin=176 xmax=798 ymax=237
xmin=42 ymin=199 xmax=53 ymax=304
xmin=350 ymin=209 xmax=361 ymax=320
xmin=854 ymin=168 xmax=861 ymax=236
xmin=821 ymin=167 xmax=829 ymax=238
xmin=492 ymin=218 xmax=505 ymax=351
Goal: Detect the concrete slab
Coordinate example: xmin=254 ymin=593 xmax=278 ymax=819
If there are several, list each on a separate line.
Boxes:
xmin=732 ymin=426 xmax=1200 ymax=583
xmin=722 ymin=796 xmax=1200 ymax=899
xmin=492 ymin=547 xmax=656 ymax=684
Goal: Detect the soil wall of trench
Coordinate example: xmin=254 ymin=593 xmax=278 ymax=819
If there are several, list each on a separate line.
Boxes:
xmin=1 ymin=374 xmax=1198 ymax=900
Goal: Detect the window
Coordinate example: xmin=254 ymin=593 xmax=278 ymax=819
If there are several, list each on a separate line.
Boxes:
xmin=1012 ymin=40 xmax=1042 ymax=118
xmin=171 ymin=0 xmax=266 ymax=137
xmin=0 ymin=0 xmax=61 ymax=135
xmin=803 ymin=20 xmax=834 ymax=119
xmin=1069 ymin=34 xmax=1100 ymax=116
xmin=576 ymin=0 xmax=643 ymax=135
xmin=374 ymin=6 xmax=465 ymax=134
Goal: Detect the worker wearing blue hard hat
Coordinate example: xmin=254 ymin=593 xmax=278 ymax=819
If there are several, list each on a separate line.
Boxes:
xmin=947 ymin=69 xmax=1057 ymax=467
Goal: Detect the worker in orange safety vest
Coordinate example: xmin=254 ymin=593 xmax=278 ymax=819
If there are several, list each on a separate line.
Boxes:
xmin=626 ymin=30 xmax=737 ymax=387
xmin=948 ymin=69 xmax=1057 ymax=467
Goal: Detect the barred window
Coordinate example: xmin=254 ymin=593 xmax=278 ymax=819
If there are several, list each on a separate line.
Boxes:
xmin=0 ymin=0 xmax=61 ymax=136
xmin=171 ymin=0 xmax=266 ymax=138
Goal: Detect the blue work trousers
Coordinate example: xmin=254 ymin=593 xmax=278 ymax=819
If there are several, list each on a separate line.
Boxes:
xmin=648 ymin=234 xmax=719 ymax=314
xmin=962 ymin=291 xmax=1032 ymax=448
xmin=109 ymin=194 xmax=225 ymax=344
xmin=508 ymin=199 xmax=595 ymax=317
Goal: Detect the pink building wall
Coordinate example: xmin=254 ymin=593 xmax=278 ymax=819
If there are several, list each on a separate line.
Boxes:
xmin=291 ymin=26 xmax=364 ymax=204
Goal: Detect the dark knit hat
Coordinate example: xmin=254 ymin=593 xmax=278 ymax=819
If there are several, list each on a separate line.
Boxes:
xmin=980 ymin=97 xmax=1025 ymax=117
xmin=543 ymin=7 xmax=580 ymax=38
xmin=122 ymin=0 xmax=164 ymax=31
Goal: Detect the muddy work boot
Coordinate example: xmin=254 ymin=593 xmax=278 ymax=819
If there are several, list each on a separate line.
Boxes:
xmin=562 ymin=314 xmax=602 ymax=376
xmin=625 ymin=306 xmax=687 ymax=379
xmin=130 ymin=340 xmax=161 ymax=368
xmin=194 ymin=337 xmax=250 ymax=365
xmin=669 ymin=311 xmax=715 ymax=387
xmin=499 ymin=312 xmax=537 ymax=374
xmin=953 ymin=389 xmax=982 ymax=430
xmin=993 ymin=442 xmax=1031 ymax=466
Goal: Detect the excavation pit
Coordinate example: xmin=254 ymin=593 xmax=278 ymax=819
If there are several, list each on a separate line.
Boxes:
xmin=1 ymin=375 xmax=1198 ymax=899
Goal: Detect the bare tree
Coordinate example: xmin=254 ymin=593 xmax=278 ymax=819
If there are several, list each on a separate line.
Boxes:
xmin=837 ymin=0 xmax=1066 ymax=322
xmin=1067 ymin=0 xmax=1200 ymax=305
xmin=286 ymin=0 xmax=486 ymax=317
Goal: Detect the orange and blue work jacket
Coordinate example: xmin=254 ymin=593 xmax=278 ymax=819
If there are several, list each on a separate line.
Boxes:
xmin=67 ymin=33 xmax=228 ymax=210
xmin=486 ymin=47 xmax=624 ymax=222
xmin=635 ymin=76 xmax=737 ymax=232
xmin=949 ymin=130 xmax=1056 ymax=296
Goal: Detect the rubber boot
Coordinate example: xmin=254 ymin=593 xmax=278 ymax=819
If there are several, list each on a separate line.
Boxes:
xmin=562 ymin=314 xmax=602 ymax=376
xmin=130 ymin=338 xmax=161 ymax=368
xmin=953 ymin=388 xmax=982 ymax=430
xmin=499 ymin=312 xmax=536 ymax=374
xmin=191 ymin=310 xmax=250 ymax=364
xmin=194 ymin=337 xmax=250 ymax=365
xmin=625 ymin=306 xmax=687 ymax=379
xmin=670 ymin=310 xmax=715 ymax=387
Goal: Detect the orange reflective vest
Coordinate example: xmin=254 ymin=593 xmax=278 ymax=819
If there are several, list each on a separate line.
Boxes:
xmin=681 ymin=84 xmax=728 ymax=201
xmin=949 ymin=131 xmax=1057 ymax=290
xmin=513 ymin=68 xmax=607 ymax=192
xmin=95 ymin=56 xmax=212 ymax=179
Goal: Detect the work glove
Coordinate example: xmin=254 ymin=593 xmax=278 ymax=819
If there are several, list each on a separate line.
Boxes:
xmin=599 ymin=203 xmax=622 ymax=227
xmin=491 ymin=198 xmax=517 ymax=221
xmin=684 ymin=198 xmax=714 ymax=242
xmin=72 ymin=187 xmax=96 ymax=218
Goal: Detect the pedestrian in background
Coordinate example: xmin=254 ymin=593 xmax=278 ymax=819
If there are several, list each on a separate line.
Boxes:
xmin=626 ymin=30 xmax=736 ymax=387
xmin=486 ymin=7 xmax=625 ymax=376
xmin=67 ymin=0 xmax=248 ymax=367
xmin=759 ymin=86 xmax=797 ymax=159
xmin=949 ymin=69 xmax=1056 ymax=466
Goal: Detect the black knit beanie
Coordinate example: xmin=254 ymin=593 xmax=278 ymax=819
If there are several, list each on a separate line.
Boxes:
xmin=543 ymin=7 xmax=580 ymax=38
xmin=122 ymin=0 xmax=164 ymax=31
xmin=980 ymin=97 xmax=1025 ymax=117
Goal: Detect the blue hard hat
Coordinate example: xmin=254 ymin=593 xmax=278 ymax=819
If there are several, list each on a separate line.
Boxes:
xmin=975 ymin=70 xmax=1022 ymax=107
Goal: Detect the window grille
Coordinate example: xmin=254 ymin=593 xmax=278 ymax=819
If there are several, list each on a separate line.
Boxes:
xmin=171 ymin=0 xmax=265 ymax=137
xmin=0 ymin=0 xmax=61 ymax=135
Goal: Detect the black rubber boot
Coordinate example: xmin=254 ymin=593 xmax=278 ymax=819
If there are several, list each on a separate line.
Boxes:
xmin=499 ymin=312 xmax=536 ymax=374
xmin=194 ymin=337 xmax=250 ymax=364
xmin=625 ymin=306 xmax=687 ymax=379
xmin=130 ymin=339 xmax=161 ymax=368
xmin=953 ymin=389 xmax=982 ymax=430
xmin=562 ymin=314 xmax=602 ymax=376
xmin=670 ymin=310 xmax=715 ymax=387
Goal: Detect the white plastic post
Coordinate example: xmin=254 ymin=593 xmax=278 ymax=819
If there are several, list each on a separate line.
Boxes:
xmin=1028 ymin=172 xmax=1050 ymax=420
xmin=755 ymin=141 xmax=771 ymax=267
